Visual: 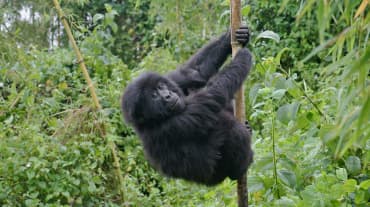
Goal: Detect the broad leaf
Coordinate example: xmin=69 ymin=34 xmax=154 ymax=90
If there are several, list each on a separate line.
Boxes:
xmin=256 ymin=30 xmax=280 ymax=43
xmin=277 ymin=102 xmax=300 ymax=124
xmin=278 ymin=170 xmax=297 ymax=188
xmin=345 ymin=156 xmax=361 ymax=175
xmin=335 ymin=168 xmax=347 ymax=181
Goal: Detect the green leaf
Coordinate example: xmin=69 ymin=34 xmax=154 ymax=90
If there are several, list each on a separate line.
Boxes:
xmin=271 ymin=89 xmax=286 ymax=100
xmin=134 ymin=0 xmax=142 ymax=8
xmin=275 ymin=197 xmax=296 ymax=207
xmin=278 ymin=170 xmax=297 ymax=188
xmin=278 ymin=0 xmax=291 ymax=14
xmin=219 ymin=10 xmax=230 ymax=20
xmin=300 ymin=185 xmax=318 ymax=203
xmin=335 ymin=168 xmax=347 ymax=181
xmin=285 ymin=78 xmax=302 ymax=98
xmin=348 ymin=45 xmax=370 ymax=81
xmin=296 ymin=0 xmax=317 ymax=22
xmin=345 ymin=156 xmax=361 ymax=175
xmin=249 ymin=84 xmax=262 ymax=105
xmin=108 ymin=22 xmax=118 ymax=33
xmin=61 ymin=191 xmax=71 ymax=199
xmin=319 ymin=124 xmax=339 ymax=143
xmin=330 ymin=183 xmax=345 ymax=198
xmin=25 ymin=198 xmax=41 ymax=206
xmin=258 ymin=87 xmax=273 ymax=97
xmin=0 ymin=192 xmax=6 ymax=201
xmin=4 ymin=115 xmax=14 ymax=125
xmin=255 ymin=30 xmax=280 ymax=43
xmin=88 ymin=181 xmax=97 ymax=193
xmin=354 ymin=190 xmax=366 ymax=204
xmin=253 ymin=155 xmax=274 ymax=171
xmin=93 ymin=13 xmax=104 ymax=24
xmin=277 ymin=102 xmax=300 ymax=125
xmin=343 ymin=179 xmax=357 ymax=193
xmin=275 ymin=48 xmax=291 ymax=66
xmin=359 ymin=179 xmax=370 ymax=190
xmin=221 ymin=0 xmax=230 ymax=6
xmin=241 ymin=5 xmax=251 ymax=16
xmin=248 ymin=176 xmax=265 ymax=193
xmin=357 ymin=94 xmax=370 ymax=136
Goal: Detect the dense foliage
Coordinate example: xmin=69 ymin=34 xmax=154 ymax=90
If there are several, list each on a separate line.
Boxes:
xmin=0 ymin=0 xmax=369 ymax=206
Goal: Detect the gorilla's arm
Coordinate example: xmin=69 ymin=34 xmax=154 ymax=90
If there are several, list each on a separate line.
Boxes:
xmin=206 ymin=48 xmax=252 ymax=108
xmin=167 ymin=32 xmax=231 ymax=91
xmin=170 ymin=49 xmax=252 ymax=141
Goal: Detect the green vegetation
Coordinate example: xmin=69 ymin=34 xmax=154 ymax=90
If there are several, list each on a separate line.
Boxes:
xmin=0 ymin=0 xmax=369 ymax=206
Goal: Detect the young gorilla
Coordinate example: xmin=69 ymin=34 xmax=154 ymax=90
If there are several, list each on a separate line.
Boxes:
xmin=121 ymin=27 xmax=253 ymax=186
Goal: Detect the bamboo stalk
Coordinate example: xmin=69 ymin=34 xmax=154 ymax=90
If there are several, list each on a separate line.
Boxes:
xmin=271 ymin=116 xmax=280 ymax=198
xmin=52 ymin=0 xmax=100 ymax=109
xmin=52 ymin=0 xmax=125 ymax=201
xmin=230 ymin=0 xmax=248 ymax=206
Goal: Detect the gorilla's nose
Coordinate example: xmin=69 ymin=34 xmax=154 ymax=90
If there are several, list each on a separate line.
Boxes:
xmin=165 ymin=94 xmax=171 ymax=100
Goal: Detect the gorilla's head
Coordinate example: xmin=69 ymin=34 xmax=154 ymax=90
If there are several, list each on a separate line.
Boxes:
xmin=121 ymin=72 xmax=185 ymax=126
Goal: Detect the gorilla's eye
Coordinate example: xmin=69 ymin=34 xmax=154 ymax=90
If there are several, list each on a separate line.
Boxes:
xmin=157 ymin=82 xmax=166 ymax=90
xmin=151 ymin=91 xmax=160 ymax=99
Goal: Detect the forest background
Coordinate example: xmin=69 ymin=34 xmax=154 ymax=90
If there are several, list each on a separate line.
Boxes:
xmin=0 ymin=0 xmax=369 ymax=206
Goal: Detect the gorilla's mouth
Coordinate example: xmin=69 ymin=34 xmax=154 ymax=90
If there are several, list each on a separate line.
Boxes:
xmin=169 ymin=99 xmax=179 ymax=109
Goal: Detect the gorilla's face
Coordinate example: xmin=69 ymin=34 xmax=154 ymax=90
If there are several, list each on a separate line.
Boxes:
xmin=151 ymin=81 xmax=184 ymax=112
xmin=121 ymin=72 xmax=185 ymax=126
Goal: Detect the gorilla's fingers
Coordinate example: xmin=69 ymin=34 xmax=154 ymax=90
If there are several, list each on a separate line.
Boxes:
xmin=244 ymin=121 xmax=252 ymax=135
xmin=236 ymin=28 xmax=249 ymax=33
xmin=235 ymin=33 xmax=249 ymax=38
xmin=236 ymin=26 xmax=249 ymax=33
xmin=235 ymin=26 xmax=250 ymax=46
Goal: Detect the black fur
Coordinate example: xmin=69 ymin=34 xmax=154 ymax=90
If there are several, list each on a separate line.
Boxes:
xmin=121 ymin=29 xmax=253 ymax=186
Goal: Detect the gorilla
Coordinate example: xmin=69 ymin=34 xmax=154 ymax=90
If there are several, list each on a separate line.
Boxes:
xmin=121 ymin=26 xmax=253 ymax=186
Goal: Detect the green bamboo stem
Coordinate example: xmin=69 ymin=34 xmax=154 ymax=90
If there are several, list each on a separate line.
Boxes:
xmin=52 ymin=0 xmax=125 ymax=201
xmin=52 ymin=0 xmax=100 ymax=110
xmin=271 ymin=116 xmax=280 ymax=198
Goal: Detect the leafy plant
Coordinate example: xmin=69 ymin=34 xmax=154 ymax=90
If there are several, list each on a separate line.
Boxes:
xmin=0 ymin=0 xmax=369 ymax=206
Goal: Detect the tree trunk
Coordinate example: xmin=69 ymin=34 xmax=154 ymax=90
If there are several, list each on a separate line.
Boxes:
xmin=230 ymin=0 xmax=248 ymax=207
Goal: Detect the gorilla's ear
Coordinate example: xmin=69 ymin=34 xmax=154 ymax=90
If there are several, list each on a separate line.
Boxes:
xmin=121 ymin=86 xmax=142 ymax=125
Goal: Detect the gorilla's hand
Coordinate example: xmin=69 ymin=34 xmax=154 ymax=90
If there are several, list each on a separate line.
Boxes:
xmin=244 ymin=120 xmax=252 ymax=136
xmin=235 ymin=25 xmax=250 ymax=47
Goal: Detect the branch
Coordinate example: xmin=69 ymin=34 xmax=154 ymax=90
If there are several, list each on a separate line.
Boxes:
xmin=230 ymin=0 xmax=248 ymax=207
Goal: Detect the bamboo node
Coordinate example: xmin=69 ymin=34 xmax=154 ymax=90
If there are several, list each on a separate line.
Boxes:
xmin=75 ymin=58 xmax=84 ymax=65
